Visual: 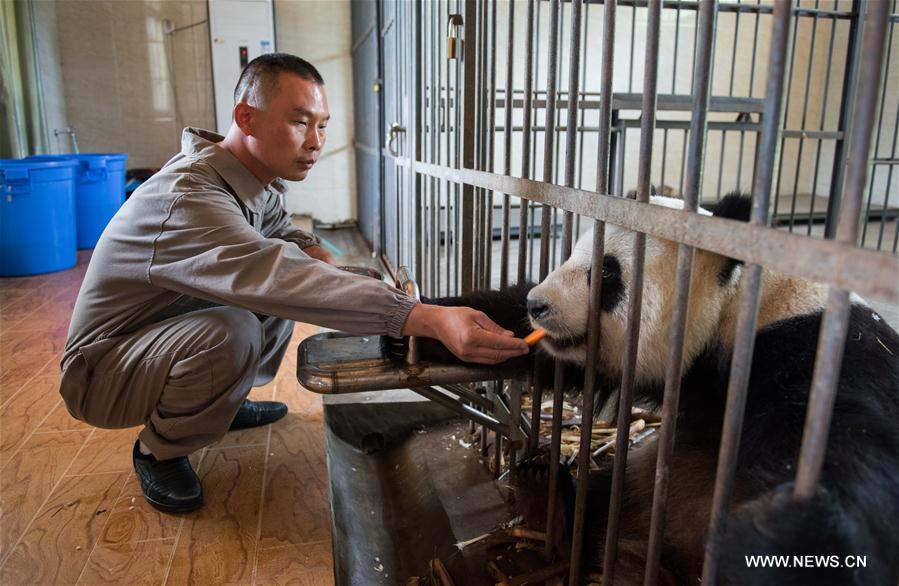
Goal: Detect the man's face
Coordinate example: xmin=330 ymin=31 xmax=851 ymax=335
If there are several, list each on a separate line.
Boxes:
xmin=247 ymin=73 xmax=329 ymax=182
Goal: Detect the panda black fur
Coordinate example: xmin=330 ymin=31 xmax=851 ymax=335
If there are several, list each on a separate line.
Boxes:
xmin=419 ymin=192 xmax=899 ymax=585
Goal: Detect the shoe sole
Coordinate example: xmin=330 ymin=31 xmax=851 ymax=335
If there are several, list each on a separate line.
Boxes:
xmin=142 ymin=493 xmax=204 ymax=514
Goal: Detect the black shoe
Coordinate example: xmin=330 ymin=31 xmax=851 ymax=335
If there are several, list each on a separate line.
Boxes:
xmin=228 ymin=399 xmax=288 ymax=431
xmin=132 ymin=440 xmax=203 ymax=514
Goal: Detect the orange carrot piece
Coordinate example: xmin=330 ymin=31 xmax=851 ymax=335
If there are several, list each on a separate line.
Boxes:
xmin=524 ymin=328 xmax=547 ymax=346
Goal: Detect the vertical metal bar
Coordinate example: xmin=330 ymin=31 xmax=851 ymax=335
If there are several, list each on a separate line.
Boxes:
xmin=485 ymin=0 xmax=497 ymax=289
xmin=643 ymin=2 xmax=717 ymax=585
xmin=518 ymin=0 xmax=536 ymax=285
xmin=788 ymin=0 xmax=821 ymax=231
xmin=539 ymin=0 xmax=560 ymax=281
xmin=544 ymin=0 xmax=583 ymax=562
xmin=772 ymin=11 xmax=798 ymax=223
xmin=431 ymin=0 xmax=440 ymax=295
xmin=509 ymin=378 xmax=524 ymax=483
xmin=444 ymin=0 xmax=452 ymax=296
xmin=472 ymin=0 xmax=485 ymax=290
xmin=597 ymin=0 xmax=662 ymax=584
xmin=701 ymin=3 xmax=793 ymax=583
xmin=825 ymin=0 xmax=864 ymax=238
xmin=862 ymin=13 xmax=894 ymax=248
xmin=501 ymin=0 xmax=515 ymax=290
xmin=570 ymin=0 xmax=616 ymax=582
xmin=794 ymin=0 xmax=889 ymax=499
xmin=413 ymin=0 xmax=424 ymax=286
xmin=460 ymin=0 xmax=476 ymax=294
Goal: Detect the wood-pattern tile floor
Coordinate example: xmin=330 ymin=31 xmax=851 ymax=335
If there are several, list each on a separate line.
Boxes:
xmin=0 ymin=250 xmax=334 ymax=585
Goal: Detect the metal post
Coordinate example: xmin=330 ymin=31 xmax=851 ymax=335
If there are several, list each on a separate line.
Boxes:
xmin=461 ymin=0 xmax=477 ymax=294
xmin=545 ymin=0 xmax=583 ymax=561
xmin=825 ymin=0 xmax=864 ymax=238
xmin=643 ymin=2 xmax=717 ymax=585
xmin=701 ymin=2 xmax=794 ymax=584
xmin=518 ymin=0 xmax=536 ymax=285
xmin=794 ymin=0 xmax=890 ymax=499
xmin=568 ymin=0 xmax=616 ymax=583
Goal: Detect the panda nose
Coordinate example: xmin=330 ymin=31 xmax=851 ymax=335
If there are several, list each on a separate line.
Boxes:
xmin=527 ymin=299 xmax=551 ymax=319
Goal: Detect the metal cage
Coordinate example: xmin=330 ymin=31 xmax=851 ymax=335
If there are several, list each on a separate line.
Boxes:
xmin=348 ymin=0 xmax=898 ymax=583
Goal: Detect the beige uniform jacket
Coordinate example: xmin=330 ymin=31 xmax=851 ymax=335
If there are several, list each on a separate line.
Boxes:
xmin=61 ymin=127 xmax=417 ymax=373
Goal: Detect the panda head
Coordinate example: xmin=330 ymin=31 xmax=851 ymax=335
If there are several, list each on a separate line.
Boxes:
xmin=526 ymin=193 xmax=751 ymax=385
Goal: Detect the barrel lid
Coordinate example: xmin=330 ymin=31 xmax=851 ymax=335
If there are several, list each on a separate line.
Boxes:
xmin=0 ymin=158 xmax=79 ymax=169
xmin=27 ymin=153 xmax=129 ymax=161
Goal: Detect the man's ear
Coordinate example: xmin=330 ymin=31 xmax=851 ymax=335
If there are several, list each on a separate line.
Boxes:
xmin=233 ymin=102 xmax=255 ymax=136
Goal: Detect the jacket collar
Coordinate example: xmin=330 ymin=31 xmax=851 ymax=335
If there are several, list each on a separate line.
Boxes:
xmin=180 ymin=127 xmax=286 ymax=212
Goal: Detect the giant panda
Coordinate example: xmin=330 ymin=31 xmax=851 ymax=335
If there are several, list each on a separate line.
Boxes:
xmin=420 ymin=192 xmax=899 ymax=586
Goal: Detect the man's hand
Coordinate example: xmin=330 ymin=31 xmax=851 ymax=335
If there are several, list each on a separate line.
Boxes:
xmin=402 ymin=304 xmax=529 ymax=365
xmin=302 ymin=244 xmax=336 ymax=265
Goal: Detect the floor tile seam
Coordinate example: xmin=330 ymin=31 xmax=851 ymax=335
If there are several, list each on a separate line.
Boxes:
xmin=0 ymin=427 xmax=96 ymax=569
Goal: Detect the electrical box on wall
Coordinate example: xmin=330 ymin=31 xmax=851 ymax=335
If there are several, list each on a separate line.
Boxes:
xmin=208 ymin=0 xmax=275 ymax=134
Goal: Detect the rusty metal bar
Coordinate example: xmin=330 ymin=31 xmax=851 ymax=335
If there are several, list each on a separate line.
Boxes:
xmin=545 ymin=0 xmax=583 ymax=562
xmin=500 ymin=0 xmax=515 ymax=289
xmin=807 ymin=7 xmax=840 ymax=237
xmin=485 ymin=0 xmax=497 ymax=289
xmin=461 ymin=0 xmax=477 ymax=294
xmin=794 ymin=0 xmax=890 ymax=500
xmin=539 ymin=0 xmax=561 ymax=281
xmin=862 ymin=12 xmax=895 ymax=249
xmin=518 ymin=0 xmax=536 ymax=284
xmin=600 ymin=2 xmax=661 ymax=579
xmin=701 ymin=2 xmax=794 ymax=583
xmin=396 ymin=158 xmax=898 ymax=305
xmin=826 ymin=0 xmax=863 ymax=239
xmin=573 ymin=0 xmax=617 ymax=580
xmin=643 ymin=1 xmax=716 ymax=584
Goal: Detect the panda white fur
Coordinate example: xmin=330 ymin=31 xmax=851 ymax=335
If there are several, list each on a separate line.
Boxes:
xmin=422 ymin=192 xmax=899 ymax=585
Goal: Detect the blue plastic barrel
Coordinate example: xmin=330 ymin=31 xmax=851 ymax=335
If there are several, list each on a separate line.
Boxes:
xmin=0 ymin=159 xmax=78 ymax=276
xmin=28 ymin=153 xmax=128 ymax=249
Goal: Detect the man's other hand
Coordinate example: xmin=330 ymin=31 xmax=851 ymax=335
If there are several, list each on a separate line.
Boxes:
xmin=402 ymin=304 xmax=529 ymax=365
xmin=302 ymin=244 xmax=336 ymax=265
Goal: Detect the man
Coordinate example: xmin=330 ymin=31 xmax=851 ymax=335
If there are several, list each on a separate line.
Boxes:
xmin=60 ymin=54 xmax=527 ymax=514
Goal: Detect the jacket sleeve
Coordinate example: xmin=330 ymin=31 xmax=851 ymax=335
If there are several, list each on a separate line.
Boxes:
xmin=260 ymin=188 xmax=321 ymax=249
xmin=147 ymin=190 xmax=417 ymax=337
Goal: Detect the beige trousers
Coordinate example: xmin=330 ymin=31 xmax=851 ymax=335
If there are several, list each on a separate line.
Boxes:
xmin=60 ymin=303 xmax=293 ymax=460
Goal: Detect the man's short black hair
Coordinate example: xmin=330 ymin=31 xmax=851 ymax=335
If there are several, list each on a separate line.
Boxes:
xmin=233 ymin=53 xmax=324 ymax=107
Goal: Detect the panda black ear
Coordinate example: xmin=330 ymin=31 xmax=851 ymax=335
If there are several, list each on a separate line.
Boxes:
xmin=708 ymin=191 xmax=752 ymax=223
xmin=707 ymin=192 xmax=751 ymax=286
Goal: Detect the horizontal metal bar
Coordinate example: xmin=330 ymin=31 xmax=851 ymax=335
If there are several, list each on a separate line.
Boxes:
xmin=581 ymin=0 xmax=855 ymax=19
xmin=497 ymin=93 xmax=767 ymax=113
xmin=395 ymin=160 xmax=898 ymax=304
xmin=872 ymin=158 xmax=899 ymax=166
xmin=410 ymin=386 xmax=511 ymax=437
xmin=488 ymin=122 xmax=843 ymax=140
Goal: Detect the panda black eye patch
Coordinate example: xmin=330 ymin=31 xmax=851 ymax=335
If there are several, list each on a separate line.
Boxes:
xmin=586 ymin=255 xmax=624 ymax=312
xmin=586 ymin=255 xmax=620 ymax=284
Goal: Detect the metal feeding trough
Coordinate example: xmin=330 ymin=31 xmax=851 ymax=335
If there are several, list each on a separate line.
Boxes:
xmin=297 ymin=267 xmax=533 ymax=585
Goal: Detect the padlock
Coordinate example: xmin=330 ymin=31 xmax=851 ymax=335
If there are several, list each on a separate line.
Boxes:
xmin=447 ymin=15 xmax=463 ymax=61
xmin=447 ymin=25 xmax=459 ymax=60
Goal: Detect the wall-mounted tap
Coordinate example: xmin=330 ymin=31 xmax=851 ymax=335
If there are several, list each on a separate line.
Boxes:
xmin=54 ymin=127 xmax=79 ymax=154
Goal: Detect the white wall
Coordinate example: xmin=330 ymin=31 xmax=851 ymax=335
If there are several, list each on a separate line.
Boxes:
xmin=275 ymin=0 xmax=357 ymax=224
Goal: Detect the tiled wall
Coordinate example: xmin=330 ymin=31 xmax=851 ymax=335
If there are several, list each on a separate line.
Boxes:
xmin=274 ymin=0 xmax=357 ymax=224
xmin=49 ymin=0 xmax=215 ymax=169
xmin=35 ymin=0 xmax=357 ymax=223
